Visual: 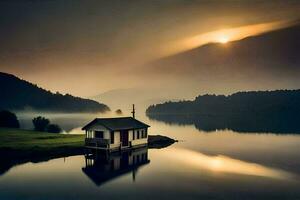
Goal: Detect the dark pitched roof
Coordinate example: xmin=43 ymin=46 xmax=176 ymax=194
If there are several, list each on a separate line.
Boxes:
xmin=82 ymin=117 xmax=150 ymax=131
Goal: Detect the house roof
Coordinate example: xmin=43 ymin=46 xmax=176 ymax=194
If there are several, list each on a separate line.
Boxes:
xmin=82 ymin=117 xmax=150 ymax=131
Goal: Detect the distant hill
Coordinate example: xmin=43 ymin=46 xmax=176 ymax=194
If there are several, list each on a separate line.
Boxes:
xmin=146 ymin=89 xmax=300 ymax=116
xmin=0 ymin=72 xmax=110 ymax=113
xmin=144 ymin=22 xmax=300 ymax=93
xmin=146 ymin=89 xmax=300 ymax=133
xmin=92 ymin=88 xmax=182 ymax=113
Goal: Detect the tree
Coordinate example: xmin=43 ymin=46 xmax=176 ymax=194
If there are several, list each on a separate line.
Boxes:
xmin=32 ymin=116 xmax=50 ymax=131
xmin=46 ymin=124 xmax=62 ymax=133
xmin=0 ymin=110 xmax=20 ymax=128
xmin=115 ymin=109 xmax=123 ymax=115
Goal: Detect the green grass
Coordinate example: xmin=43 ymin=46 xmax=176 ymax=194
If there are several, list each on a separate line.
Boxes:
xmin=0 ymin=128 xmax=84 ymax=151
xmin=0 ymin=128 xmax=176 ymax=158
xmin=0 ymin=128 xmax=176 ymax=173
xmin=0 ymin=128 xmax=85 ymax=175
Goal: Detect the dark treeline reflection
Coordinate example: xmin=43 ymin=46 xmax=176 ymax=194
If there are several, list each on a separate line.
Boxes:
xmin=0 ymin=148 xmax=150 ymax=179
xmin=147 ymin=114 xmax=300 ymax=134
xmin=82 ymin=148 xmax=150 ymax=186
xmin=147 ymin=90 xmax=300 ymax=134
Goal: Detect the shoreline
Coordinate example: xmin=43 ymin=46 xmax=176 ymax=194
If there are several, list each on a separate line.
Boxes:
xmin=0 ymin=128 xmax=177 ymax=175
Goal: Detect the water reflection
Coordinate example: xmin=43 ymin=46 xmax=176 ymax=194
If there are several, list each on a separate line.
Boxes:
xmin=82 ymin=148 xmax=150 ymax=186
xmin=147 ymin=114 xmax=300 ymax=134
xmin=1 ymin=148 xmax=300 ymax=200
xmin=1 ymin=112 xmax=300 ymax=199
xmin=164 ymin=148 xmax=297 ymax=181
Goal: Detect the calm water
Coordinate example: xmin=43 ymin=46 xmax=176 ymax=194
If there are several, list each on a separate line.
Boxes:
xmin=1 ymin=113 xmax=300 ymax=199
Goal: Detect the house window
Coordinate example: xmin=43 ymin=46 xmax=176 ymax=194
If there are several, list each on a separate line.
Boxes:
xmin=137 ymin=130 xmax=140 ymax=139
xmin=145 ymin=129 xmax=148 ymax=138
xmin=141 ymin=130 xmax=145 ymax=138
xmin=132 ymin=130 xmax=135 ymax=140
xmin=95 ymin=131 xmax=104 ymax=138
xmin=110 ymin=131 xmax=114 ymax=144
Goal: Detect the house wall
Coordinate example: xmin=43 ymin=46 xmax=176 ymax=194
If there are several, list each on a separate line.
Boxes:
xmin=86 ymin=125 xmax=148 ymax=150
xmin=110 ymin=131 xmax=121 ymax=149
xmin=87 ymin=124 xmax=110 ymax=139
xmin=130 ymin=128 xmax=148 ymax=147
xmin=86 ymin=125 xmax=121 ymax=149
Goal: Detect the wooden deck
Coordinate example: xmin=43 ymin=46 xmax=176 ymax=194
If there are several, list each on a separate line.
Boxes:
xmin=85 ymin=138 xmax=147 ymax=152
xmin=85 ymin=138 xmax=110 ymax=149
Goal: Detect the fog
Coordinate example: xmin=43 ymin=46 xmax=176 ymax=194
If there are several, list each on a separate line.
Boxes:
xmin=1 ymin=0 xmax=300 ymax=99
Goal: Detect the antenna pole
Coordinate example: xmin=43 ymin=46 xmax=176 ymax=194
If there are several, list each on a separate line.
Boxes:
xmin=131 ymin=104 xmax=135 ymax=118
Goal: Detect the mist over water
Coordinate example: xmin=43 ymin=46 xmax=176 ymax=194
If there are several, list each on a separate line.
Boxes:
xmin=16 ymin=111 xmax=120 ymax=134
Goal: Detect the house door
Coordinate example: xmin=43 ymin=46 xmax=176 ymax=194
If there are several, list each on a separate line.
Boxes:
xmin=120 ymin=130 xmax=129 ymax=147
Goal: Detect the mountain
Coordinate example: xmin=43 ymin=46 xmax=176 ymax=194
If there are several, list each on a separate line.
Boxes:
xmin=144 ymin=22 xmax=300 ymax=93
xmin=0 ymin=72 xmax=110 ymax=113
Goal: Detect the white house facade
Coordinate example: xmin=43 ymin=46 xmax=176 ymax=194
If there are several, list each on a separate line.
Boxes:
xmin=82 ymin=117 xmax=150 ymax=151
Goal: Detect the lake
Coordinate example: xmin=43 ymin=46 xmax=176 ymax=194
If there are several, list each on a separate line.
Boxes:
xmin=1 ymin=112 xmax=300 ymax=199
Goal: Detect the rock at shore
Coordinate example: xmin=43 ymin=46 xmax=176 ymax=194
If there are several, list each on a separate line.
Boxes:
xmin=148 ymin=135 xmax=177 ymax=149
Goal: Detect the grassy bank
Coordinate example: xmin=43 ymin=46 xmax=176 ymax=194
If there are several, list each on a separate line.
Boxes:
xmin=0 ymin=128 xmax=85 ymax=175
xmin=0 ymin=128 xmax=176 ymax=175
xmin=0 ymin=128 xmax=176 ymax=155
xmin=0 ymin=128 xmax=84 ymax=150
xmin=0 ymin=128 xmax=84 ymax=159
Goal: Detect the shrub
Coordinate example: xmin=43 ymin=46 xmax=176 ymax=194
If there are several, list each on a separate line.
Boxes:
xmin=32 ymin=116 xmax=50 ymax=131
xmin=115 ymin=109 xmax=123 ymax=115
xmin=46 ymin=124 xmax=62 ymax=133
xmin=0 ymin=110 xmax=20 ymax=128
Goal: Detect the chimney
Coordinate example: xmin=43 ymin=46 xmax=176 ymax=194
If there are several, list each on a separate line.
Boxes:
xmin=131 ymin=104 xmax=135 ymax=118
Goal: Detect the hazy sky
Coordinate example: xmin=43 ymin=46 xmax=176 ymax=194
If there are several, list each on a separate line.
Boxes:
xmin=1 ymin=0 xmax=300 ymax=97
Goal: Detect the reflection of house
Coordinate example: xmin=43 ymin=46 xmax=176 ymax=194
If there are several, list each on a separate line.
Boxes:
xmin=82 ymin=117 xmax=150 ymax=151
xmin=82 ymin=148 xmax=150 ymax=186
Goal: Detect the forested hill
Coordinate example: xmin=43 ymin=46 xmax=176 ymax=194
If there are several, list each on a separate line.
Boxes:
xmin=0 ymin=72 xmax=110 ymax=113
xmin=146 ymin=90 xmax=300 ymax=116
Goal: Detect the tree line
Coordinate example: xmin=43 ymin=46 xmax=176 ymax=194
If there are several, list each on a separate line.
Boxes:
xmin=0 ymin=110 xmax=62 ymax=133
xmin=146 ymin=89 xmax=300 ymax=116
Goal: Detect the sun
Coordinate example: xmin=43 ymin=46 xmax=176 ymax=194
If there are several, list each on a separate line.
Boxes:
xmin=217 ymin=36 xmax=229 ymax=44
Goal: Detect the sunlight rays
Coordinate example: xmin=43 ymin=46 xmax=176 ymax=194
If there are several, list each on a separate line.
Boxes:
xmin=161 ymin=20 xmax=297 ymax=57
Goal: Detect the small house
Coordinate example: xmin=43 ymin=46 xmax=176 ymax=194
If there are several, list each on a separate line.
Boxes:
xmin=82 ymin=117 xmax=150 ymax=151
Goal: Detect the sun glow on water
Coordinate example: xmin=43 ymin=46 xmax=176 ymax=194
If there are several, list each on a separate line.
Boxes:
xmin=163 ymin=148 xmax=296 ymax=180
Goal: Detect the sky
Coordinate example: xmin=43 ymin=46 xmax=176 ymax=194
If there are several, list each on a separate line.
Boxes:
xmin=0 ymin=0 xmax=300 ymax=98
